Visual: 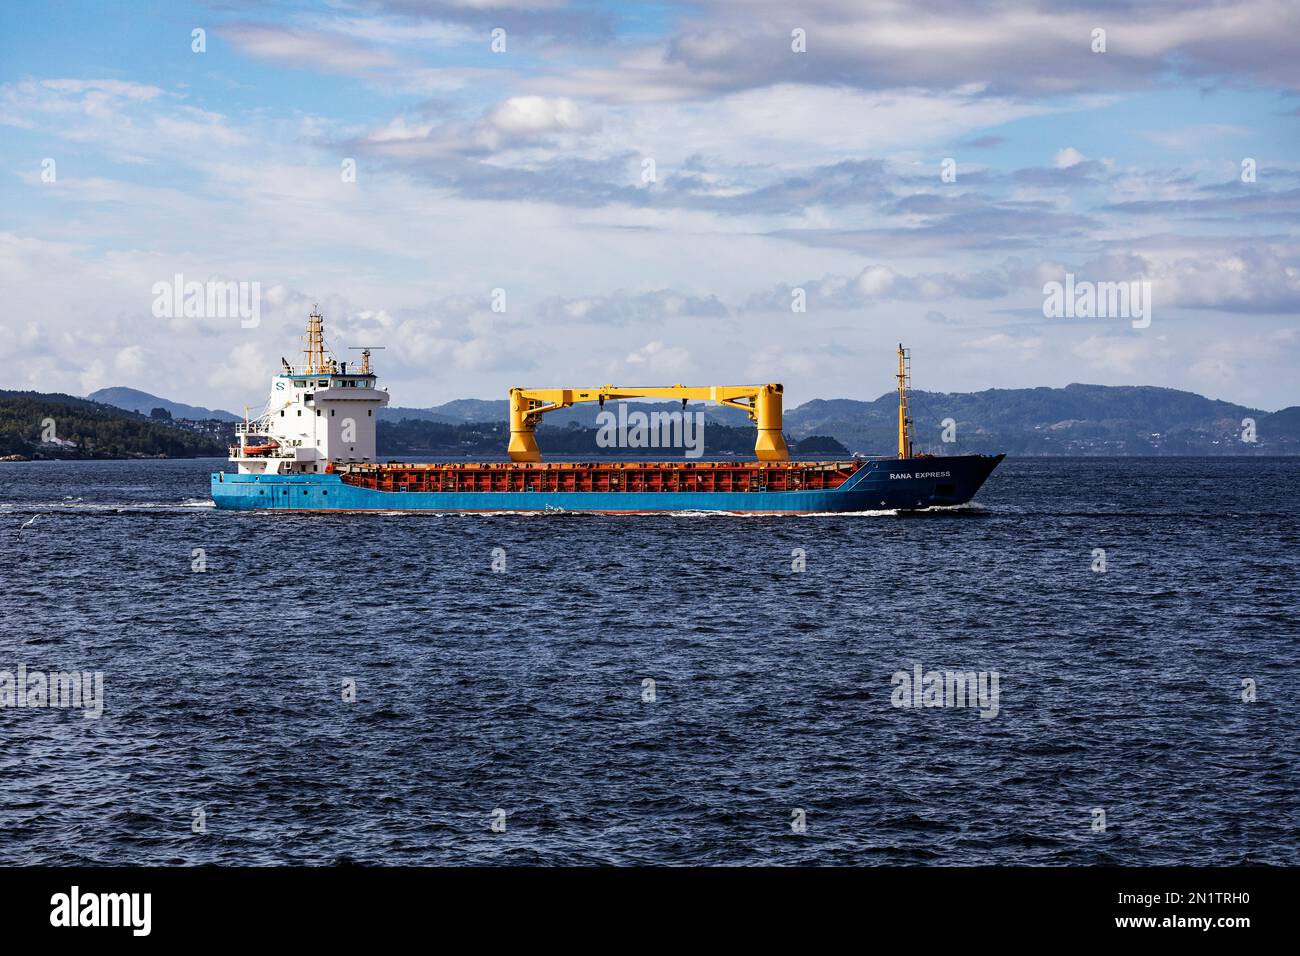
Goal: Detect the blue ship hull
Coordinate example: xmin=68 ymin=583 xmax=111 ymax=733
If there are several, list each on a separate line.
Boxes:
xmin=210 ymin=455 xmax=1004 ymax=513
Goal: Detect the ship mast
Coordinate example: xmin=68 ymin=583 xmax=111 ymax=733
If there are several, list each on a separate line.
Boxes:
xmin=303 ymin=305 xmax=328 ymax=374
xmin=897 ymin=343 xmax=913 ymax=459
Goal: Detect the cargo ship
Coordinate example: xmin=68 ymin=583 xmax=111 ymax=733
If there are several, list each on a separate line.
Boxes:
xmin=209 ymin=310 xmax=1003 ymax=513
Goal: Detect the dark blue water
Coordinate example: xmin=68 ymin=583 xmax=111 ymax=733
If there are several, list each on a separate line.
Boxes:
xmin=0 ymin=457 xmax=1296 ymax=865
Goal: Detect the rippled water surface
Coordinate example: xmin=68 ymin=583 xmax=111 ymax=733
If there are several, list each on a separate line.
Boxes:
xmin=0 ymin=457 xmax=1296 ymax=865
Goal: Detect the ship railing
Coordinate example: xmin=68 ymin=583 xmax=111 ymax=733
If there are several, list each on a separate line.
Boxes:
xmin=229 ymin=447 xmax=295 ymax=459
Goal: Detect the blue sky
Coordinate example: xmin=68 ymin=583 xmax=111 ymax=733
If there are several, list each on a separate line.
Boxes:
xmin=1 ymin=0 xmax=1298 ymax=411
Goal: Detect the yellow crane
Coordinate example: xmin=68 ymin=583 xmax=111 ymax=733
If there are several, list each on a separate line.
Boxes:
xmin=507 ymin=384 xmax=789 ymax=463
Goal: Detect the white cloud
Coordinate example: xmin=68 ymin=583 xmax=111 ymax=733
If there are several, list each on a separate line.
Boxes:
xmin=968 ymin=333 xmax=1045 ymax=359
xmin=207 ymin=342 xmax=272 ymax=396
xmin=221 ymin=23 xmax=400 ymax=74
xmin=1054 ymin=147 xmax=1086 ymax=169
xmin=544 ymin=83 xmax=1055 ymax=165
xmin=624 ymin=341 xmax=692 ymax=375
xmin=535 ymin=0 xmax=1300 ymax=102
xmin=114 ymin=346 xmax=148 ymax=377
xmin=1070 ymin=335 xmax=1146 ymax=375
xmin=486 ymin=96 xmax=588 ymax=136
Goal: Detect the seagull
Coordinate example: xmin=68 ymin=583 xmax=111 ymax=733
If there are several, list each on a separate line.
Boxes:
xmin=16 ymin=514 xmax=39 ymax=539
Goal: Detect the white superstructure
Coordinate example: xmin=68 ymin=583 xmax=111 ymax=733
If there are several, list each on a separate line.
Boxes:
xmin=230 ymin=308 xmax=389 ymax=475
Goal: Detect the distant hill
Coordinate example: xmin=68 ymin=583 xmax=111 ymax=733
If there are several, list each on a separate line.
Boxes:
xmin=0 ymin=390 xmax=226 ymax=459
xmin=47 ymin=382 xmax=1300 ymax=457
xmin=424 ymin=398 xmax=509 ymax=423
xmin=783 ymin=385 xmax=1298 ymax=455
xmin=378 ymin=406 xmax=461 ymax=424
xmin=88 ymin=387 xmax=239 ymax=422
xmin=1264 ymin=405 xmax=1300 ymax=436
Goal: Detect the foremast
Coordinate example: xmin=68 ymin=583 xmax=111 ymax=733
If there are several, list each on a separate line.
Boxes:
xmin=897 ymin=343 xmax=913 ymax=459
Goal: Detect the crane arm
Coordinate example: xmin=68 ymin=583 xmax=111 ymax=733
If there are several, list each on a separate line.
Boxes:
xmin=507 ymin=384 xmax=788 ymax=462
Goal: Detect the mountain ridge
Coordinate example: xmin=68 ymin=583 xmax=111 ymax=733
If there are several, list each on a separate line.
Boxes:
xmin=17 ymin=382 xmax=1300 ymax=457
xmin=0 ymin=390 xmax=226 ymax=459
xmin=87 ymin=387 xmax=240 ymax=422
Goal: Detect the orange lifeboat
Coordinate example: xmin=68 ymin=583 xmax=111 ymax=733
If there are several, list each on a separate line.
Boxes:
xmin=242 ymin=440 xmax=280 ymax=456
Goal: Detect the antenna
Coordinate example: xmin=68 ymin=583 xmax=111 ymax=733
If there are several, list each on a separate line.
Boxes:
xmin=348 ymin=346 xmax=384 ymax=375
